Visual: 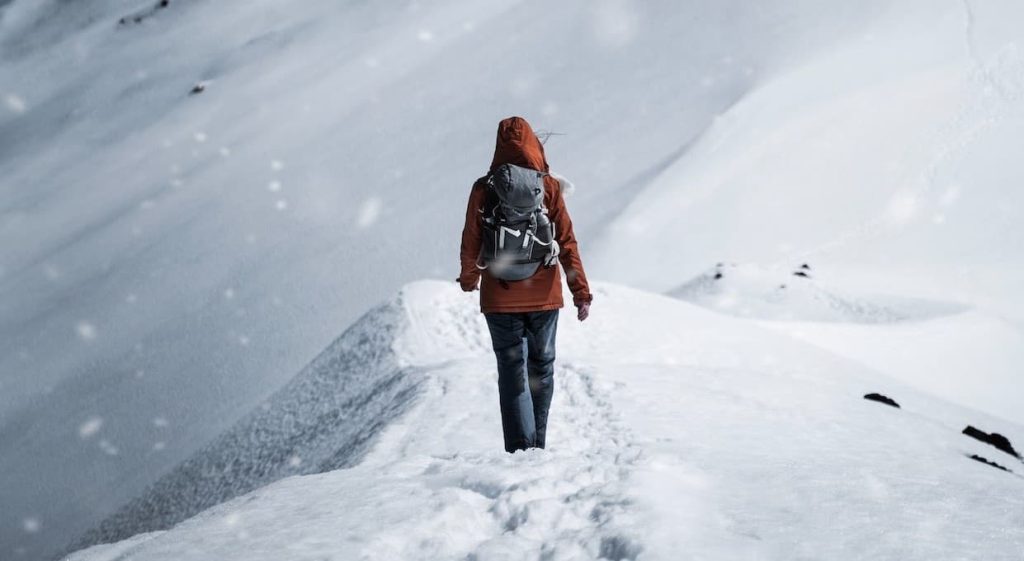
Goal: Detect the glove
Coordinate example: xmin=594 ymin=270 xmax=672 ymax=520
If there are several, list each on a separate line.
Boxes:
xmin=576 ymin=301 xmax=590 ymax=322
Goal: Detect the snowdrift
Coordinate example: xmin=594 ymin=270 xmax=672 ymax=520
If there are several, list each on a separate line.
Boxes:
xmin=68 ymin=280 xmax=1024 ymax=560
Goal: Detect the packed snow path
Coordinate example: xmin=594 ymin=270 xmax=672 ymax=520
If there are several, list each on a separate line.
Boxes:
xmin=69 ymin=281 xmax=1024 ymax=561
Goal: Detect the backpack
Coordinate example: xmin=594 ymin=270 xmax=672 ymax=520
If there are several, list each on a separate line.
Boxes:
xmin=478 ymin=163 xmax=560 ymax=281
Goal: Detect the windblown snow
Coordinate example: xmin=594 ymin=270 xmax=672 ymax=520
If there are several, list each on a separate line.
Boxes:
xmin=68 ymin=281 xmax=1024 ymax=560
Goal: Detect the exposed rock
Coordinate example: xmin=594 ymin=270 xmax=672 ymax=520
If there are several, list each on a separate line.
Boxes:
xmin=863 ymin=393 xmax=900 ymax=408
xmin=963 ymin=426 xmax=1021 ymax=459
xmin=118 ymin=0 xmax=172 ymax=26
xmin=968 ymin=454 xmax=1011 ymax=473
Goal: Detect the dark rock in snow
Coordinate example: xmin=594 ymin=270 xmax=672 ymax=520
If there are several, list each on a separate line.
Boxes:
xmin=863 ymin=393 xmax=900 ymax=408
xmin=713 ymin=272 xmax=723 ymax=280
xmin=800 ymin=263 xmax=811 ymax=270
xmin=968 ymin=454 xmax=1012 ymax=472
xmin=118 ymin=0 xmax=171 ymax=26
xmin=963 ymin=426 xmax=1022 ymax=459
xmin=190 ymin=82 xmax=206 ymax=95
xmin=792 ymin=270 xmax=811 ymax=278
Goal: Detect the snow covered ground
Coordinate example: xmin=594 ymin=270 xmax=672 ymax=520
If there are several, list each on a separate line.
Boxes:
xmin=68 ymin=281 xmax=1024 ymax=560
xmin=3 ymin=0 xmax=1024 ymax=558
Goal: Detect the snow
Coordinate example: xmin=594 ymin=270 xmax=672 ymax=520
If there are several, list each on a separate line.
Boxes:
xmin=68 ymin=281 xmax=1024 ymax=560
xmin=1 ymin=0 xmax=1022 ymax=558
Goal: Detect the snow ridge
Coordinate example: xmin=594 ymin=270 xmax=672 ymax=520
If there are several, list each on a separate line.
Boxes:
xmin=70 ymin=298 xmax=424 ymax=553
xmin=67 ymin=281 xmax=1024 ymax=561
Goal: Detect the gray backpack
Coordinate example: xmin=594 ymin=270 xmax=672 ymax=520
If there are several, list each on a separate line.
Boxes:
xmin=478 ymin=163 xmax=559 ymax=281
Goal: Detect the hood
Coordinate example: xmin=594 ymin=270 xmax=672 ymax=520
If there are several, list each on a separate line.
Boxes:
xmin=489 ymin=116 xmax=549 ymax=173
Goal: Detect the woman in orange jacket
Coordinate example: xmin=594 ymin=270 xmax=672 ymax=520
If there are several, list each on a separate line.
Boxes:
xmin=458 ymin=116 xmax=593 ymax=453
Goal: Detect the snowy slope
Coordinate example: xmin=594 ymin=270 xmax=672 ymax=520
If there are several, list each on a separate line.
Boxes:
xmin=667 ymin=262 xmax=1024 ymax=426
xmin=4 ymin=0 xmax=1024 ymax=558
xmin=588 ymin=0 xmax=1024 ymax=421
xmin=592 ymin=0 xmax=1024 ymax=293
xmin=0 ymin=1 xmax=898 ymax=557
xmin=70 ymin=295 xmax=424 ymax=551
xmin=68 ymin=280 xmax=1024 ymax=560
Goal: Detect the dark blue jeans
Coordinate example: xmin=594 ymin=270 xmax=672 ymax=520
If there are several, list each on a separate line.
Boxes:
xmin=484 ymin=309 xmax=559 ymax=453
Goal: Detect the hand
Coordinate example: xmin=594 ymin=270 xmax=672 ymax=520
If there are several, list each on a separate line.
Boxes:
xmin=576 ymin=301 xmax=590 ymax=322
xmin=456 ymin=277 xmax=478 ymax=292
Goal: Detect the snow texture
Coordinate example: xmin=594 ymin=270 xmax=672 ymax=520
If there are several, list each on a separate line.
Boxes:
xmin=68 ymin=281 xmax=1024 ymax=560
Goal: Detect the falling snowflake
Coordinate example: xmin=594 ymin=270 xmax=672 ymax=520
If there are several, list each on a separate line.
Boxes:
xmin=288 ymin=455 xmax=303 ymax=468
xmin=153 ymin=417 xmax=169 ymax=428
xmin=270 ymin=160 xmax=284 ymax=171
xmin=219 ymin=147 xmax=231 ymax=157
xmin=22 ymin=518 xmax=40 ymax=533
xmin=417 ymin=29 xmax=434 ymax=42
xmin=193 ymin=132 xmax=207 ymax=143
xmin=5 ymin=93 xmax=27 ymax=113
xmin=79 ymin=417 xmax=103 ymax=439
xmin=98 ymin=439 xmax=119 ymax=456
xmin=224 ymin=288 xmax=235 ymax=300
xmin=238 ymin=335 xmax=250 ymax=346
xmin=275 ymin=199 xmax=288 ymax=211
xmin=76 ymin=321 xmax=98 ymax=341
xmin=357 ymin=197 xmax=382 ymax=228
xmin=153 ymin=442 xmax=166 ymax=451
xmin=125 ymin=293 xmax=138 ymax=304
xmin=267 ymin=180 xmax=282 ymax=192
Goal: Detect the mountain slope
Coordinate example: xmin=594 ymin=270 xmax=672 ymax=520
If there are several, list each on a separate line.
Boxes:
xmin=4 ymin=0 xmax=1024 ymax=558
xmin=586 ymin=0 xmax=1024 ymax=424
xmin=0 ymin=1 xmax=897 ymax=557
xmin=69 ymin=280 xmax=1024 ymax=560
xmin=591 ymin=0 xmax=1024 ymax=294
xmin=70 ymin=297 xmax=421 ymax=551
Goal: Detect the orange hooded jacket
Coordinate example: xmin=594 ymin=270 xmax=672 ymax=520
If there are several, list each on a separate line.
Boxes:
xmin=459 ymin=116 xmax=593 ymax=313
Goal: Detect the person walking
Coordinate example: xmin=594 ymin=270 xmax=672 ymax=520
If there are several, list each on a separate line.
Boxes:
xmin=458 ymin=116 xmax=593 ymax=453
